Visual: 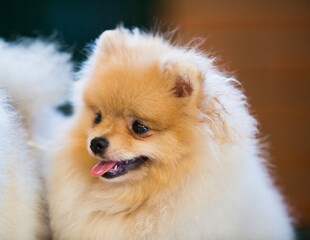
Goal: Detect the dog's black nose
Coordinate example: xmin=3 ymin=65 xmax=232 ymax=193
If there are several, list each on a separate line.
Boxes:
xmin=90 ymin=137 xmax=109 ymax=155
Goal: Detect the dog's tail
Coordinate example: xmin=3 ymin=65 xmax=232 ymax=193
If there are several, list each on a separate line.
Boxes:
xmin=0 ymin=38 xmax=73 ymax=239
xmin=0 ymin=38 xmax=73 ymax=140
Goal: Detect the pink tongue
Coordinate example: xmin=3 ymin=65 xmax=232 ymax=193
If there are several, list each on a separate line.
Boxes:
xmin=91 ymin=161 xmax=117 ymax=177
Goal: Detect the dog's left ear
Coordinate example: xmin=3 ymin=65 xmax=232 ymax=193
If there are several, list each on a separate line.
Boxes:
xmin=161 ymin=60 xmax=204 ymax=105
xmin=96 ymin=28 xmax=125 ymax=56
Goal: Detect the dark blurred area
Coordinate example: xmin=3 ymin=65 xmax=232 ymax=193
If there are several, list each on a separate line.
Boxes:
xmin=0 ymin=0 xmax=155 ymax=62
xmin=1 ymin=0 xmax=310 ymax=239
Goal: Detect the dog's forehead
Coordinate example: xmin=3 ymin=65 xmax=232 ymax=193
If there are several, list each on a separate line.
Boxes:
xmin=91 ymin=63 xmax=154 ymax=95
xmin=84 ymin=60 xmax=181 ymax=126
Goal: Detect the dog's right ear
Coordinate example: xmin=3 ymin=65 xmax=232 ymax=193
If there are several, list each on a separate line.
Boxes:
xmin=161 ymin=58 xmax=204 ymax=107
xmin=96 ymin=28 xmax=125 ymax=55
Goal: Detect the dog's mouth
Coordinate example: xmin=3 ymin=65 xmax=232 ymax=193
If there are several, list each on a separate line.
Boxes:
xmin=91 ymin=156 xmax=148 ymax=179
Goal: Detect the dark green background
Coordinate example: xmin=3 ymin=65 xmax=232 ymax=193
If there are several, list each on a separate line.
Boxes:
xmin=0 ymin=0 xmax=156 ymax=62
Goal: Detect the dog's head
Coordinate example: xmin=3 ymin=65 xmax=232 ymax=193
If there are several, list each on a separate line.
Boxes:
xmin=73 ymin=28 xmax=246 ymax=183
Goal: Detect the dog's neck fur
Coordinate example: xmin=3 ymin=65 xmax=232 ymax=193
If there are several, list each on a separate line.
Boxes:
xmin=72 ymin=146 xmax=198 ymax=216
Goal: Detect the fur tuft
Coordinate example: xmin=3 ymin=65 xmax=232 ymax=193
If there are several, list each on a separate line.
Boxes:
xmin=0 ymin=38 xmax=73 ymax=123
xmin=0 ymin=38 xmax=74 ymax=239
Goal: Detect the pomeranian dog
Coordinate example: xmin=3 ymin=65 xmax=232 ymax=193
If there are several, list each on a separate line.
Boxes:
xmin=0 ymin=39 xmax=72 ymax=239
xmin=49 ymin=28 xmax=294 ymax=240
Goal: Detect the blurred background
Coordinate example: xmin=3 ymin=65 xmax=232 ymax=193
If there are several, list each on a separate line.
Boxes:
xmin=1 ymin=0 xmax=309 ymax=239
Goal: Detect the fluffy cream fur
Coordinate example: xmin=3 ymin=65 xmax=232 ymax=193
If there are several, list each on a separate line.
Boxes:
xmin=49 ymin=28 xmax=294 ymax=240
xmin=0 ymin=39 xmax=73 ymax=239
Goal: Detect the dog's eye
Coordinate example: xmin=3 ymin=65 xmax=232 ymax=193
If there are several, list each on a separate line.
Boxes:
xmin=132 ymin=120 xmax=148 ymax=135
xmin=94 ymin=112 xmax=102 ymax=124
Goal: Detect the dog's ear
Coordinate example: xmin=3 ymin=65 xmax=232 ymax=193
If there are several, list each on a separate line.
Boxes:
xmin=161 ymin=57 xmax=236 ymax=143
xmin=161 ymin=60 xmax=204 ymax=105
xmin=96 ymin=28 xmax=125 ymax=55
